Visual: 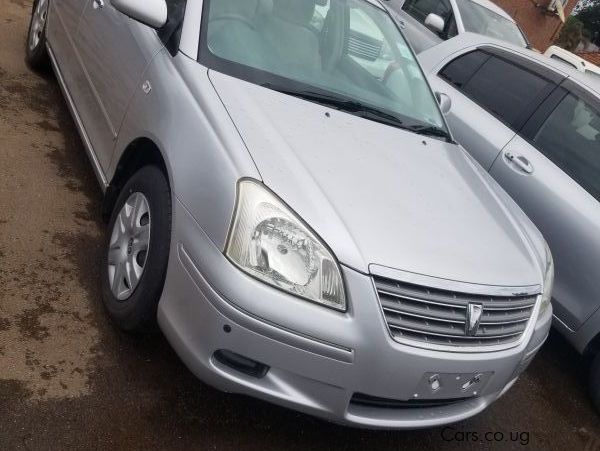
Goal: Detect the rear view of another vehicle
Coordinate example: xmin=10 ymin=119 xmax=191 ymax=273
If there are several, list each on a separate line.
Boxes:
xmin=420 ymin=34 xmax=600 ymax=413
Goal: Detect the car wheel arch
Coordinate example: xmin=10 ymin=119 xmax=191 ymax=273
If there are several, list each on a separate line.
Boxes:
xmin=102 ymin=137 xmax=171 ymax=223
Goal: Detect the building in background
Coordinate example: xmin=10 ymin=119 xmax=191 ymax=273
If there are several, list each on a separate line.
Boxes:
xmin=491 ymin=0 xmax=577 ymax=51
xmin=577 ymin=51 xmax=600 ymax=66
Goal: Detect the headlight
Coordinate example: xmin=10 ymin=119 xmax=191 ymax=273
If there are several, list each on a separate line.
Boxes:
xmin=225 ymin=179 xmax=346 ymax=311
xmin=539 ymin=243 xmax=554 ymax=315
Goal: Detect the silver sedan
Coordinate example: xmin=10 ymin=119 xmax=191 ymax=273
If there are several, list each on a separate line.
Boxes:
xmin=27 ymin=0 xmax=552 ymax=428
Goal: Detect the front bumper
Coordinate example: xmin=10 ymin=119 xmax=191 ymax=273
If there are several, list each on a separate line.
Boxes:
xmin=157 ymin=198 xmax=552 ymax=429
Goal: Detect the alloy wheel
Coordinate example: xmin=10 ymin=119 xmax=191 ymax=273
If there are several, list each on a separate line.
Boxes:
xmin=107 ymin=192 xmax=151 ymax=301
xmin=29 ymin=0 xmax=49 ymax=51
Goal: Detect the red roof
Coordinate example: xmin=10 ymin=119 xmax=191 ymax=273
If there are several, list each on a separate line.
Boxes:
xmin=576 ymin=52 xmax=600 ymax=66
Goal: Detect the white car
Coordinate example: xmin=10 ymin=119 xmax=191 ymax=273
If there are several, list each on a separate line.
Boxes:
xmin=384 ymin=0 xmax=530 ymax=53
xmin=545 ymin=45 xmax=600 ymax=83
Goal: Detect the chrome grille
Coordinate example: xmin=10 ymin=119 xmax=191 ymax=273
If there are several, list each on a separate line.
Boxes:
xmin=374 ymin=276 xmax=538 ymax=349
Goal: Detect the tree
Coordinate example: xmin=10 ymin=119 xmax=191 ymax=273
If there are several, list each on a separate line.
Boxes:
xmin=575 ymin=0 xmax=600 ymax=45
xmin=555 ymin=15 xmax=584 ymax=50
xmin=575 ymin=0 xmax=600 ymax=13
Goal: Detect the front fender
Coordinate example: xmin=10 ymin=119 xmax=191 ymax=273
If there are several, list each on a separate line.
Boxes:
xmin=111 ymin=49 xmax=261 ymax=249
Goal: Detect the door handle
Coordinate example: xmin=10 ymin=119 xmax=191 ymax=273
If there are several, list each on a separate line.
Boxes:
xmin=504 ymin=151 xmax=534 ymax=174
xmin=93 ymin=0 xmax=104 ymax=9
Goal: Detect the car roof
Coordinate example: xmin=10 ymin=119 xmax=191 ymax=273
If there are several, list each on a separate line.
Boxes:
xmin=462 ymin=0 xmax=517 ymax=23
xmin=425 ymin=33 xmax=600 ymax=96
xmin=546 ymin=45 xmax=600 ymax=75
xmin=546 ymin=45 xmax=581 ymax=60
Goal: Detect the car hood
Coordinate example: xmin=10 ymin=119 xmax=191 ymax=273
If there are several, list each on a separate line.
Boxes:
xmin=209 ymin=70 xmax=543 ymax=288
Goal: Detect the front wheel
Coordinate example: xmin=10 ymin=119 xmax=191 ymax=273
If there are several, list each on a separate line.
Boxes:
xmin=26 ymin=0 xmax=50 ymax=71
xmin=591 ymin=354 xmax=600 ymax=413
xmin=101 ymin=166 xmax=172 ymax=332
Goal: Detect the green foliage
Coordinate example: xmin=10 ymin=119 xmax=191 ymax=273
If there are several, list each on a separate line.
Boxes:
xmin=555 ymin=15 xmax=584 ymax=50
xmin=575 ymin=0 xmax=600 ymax=43
xmin=575 ymin=0 xmax=600 ymax=12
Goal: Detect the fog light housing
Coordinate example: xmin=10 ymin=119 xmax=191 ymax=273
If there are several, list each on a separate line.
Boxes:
xmin=213 ymin=350 xmax=269 ymax=378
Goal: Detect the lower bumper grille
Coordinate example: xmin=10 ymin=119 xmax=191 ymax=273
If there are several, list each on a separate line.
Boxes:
xmin=374 ymin=276 xmax=538 ymax=350
xmin=350 ymin=393 xmax=470 ymax=409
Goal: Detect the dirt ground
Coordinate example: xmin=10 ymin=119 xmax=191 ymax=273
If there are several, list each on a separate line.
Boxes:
xmin=0 ymin=1 xmax=599 ymax=450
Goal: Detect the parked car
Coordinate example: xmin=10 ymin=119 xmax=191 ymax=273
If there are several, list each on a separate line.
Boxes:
xmin=383 ymin=0 xmax=530 ymax=54
xmin=27 ymin=0 xmax=553 ymax=428
xmin=419 ymin=32 xmax=600 ymax=413
xmin=545 ymin=45 xmax=600 ymax=82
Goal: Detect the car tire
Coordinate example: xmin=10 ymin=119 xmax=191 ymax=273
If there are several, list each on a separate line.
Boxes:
xmin=591 ymin=353 xmax=600 ymax=413
xmin=26 ymin=0 xmax=51 ymax=72
xmin=101 ymin=166 xmax=171 ymax=332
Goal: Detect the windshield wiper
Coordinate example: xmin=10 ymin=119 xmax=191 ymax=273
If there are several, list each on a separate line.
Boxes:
xmin=262 ymin=84 xmax=353 ymax=110
xmin=263 ymin=84 xmax=406 ymax=128
xmin=351 ymin=105 xmax=406 ymax=128
xmin=407 ymin=124 xmax=454 ymax=142
xmin=264 ymin=85 xmax=456 ymax=140
xmin=266 ymin=84 xmax=457 ymax=141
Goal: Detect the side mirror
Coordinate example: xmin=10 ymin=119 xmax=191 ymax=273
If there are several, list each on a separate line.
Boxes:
xmin=424 ymin=13 xmax=445 ymax=34
xmin=111 ymin=0 xmax=168 ymax=29
xmin=435 ymin=92 xmax=452 ymax=115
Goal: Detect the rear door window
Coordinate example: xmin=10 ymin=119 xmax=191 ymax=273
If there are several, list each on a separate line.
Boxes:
xmin=533 ymin=93 xmax=600 ymax=201
xmin=439 ymin=50 xmax=555 ymax=130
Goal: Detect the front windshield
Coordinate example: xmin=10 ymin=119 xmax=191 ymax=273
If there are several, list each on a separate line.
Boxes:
xmin=455 ymin=0 xmax=527 ymax=47
xmin=201 ymin=0 xmax=447 ymax=133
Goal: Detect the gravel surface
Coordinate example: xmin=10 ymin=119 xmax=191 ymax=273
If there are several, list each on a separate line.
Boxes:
xmin=0 ymin=1 xmax=599 ymax=449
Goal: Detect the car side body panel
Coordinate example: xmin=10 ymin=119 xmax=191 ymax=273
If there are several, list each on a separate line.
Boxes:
xmin=110 ymin=50 xmax=261 ymax=250
xmin=490 ymin=135 xmax=600 ymax=331
xmin=74 ymin=3 xmax=162 ymax=171
xmin=46 ymin=0 xmax=86 ymax=68
xmin=426 ymin=74 xmax=514 ymax=170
